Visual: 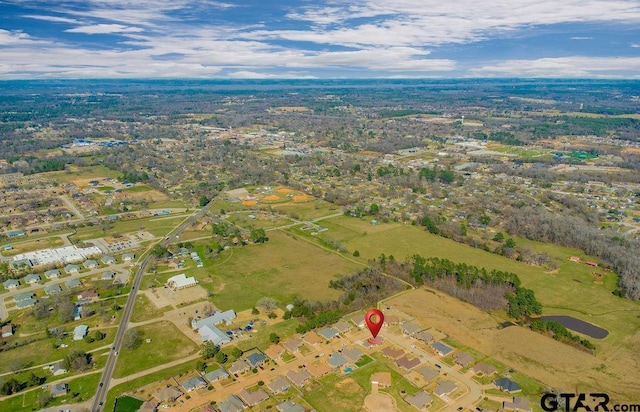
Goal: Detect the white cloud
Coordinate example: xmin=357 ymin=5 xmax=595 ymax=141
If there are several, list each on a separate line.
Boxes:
xmin=570 ymin=36 xmax=593 ymax=40
xmin=226 ymin=70 xmax=317 ymax=79
xmin=65 ymin=24 xmax=144 ymax=34
xmin=470 ymin=56 xmax=640 ymax=77
xmin=22 ymin=14 xmax=81 ymax=24
xmin=631 ymin=43 xmax=640 ymax=48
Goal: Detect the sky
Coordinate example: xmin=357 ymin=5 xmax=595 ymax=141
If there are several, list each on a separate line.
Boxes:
xmin=1 ymin=0 xmax=639 ymax=79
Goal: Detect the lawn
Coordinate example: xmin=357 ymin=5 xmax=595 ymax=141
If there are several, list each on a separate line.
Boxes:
xmin=236 ymin=319 xmax=300 ymax=352
xmin=129 ymin=294 xmax=165 ymax=323
xmin=69 ymin=213 xmax=191 ymax=241
xmin=41 ymin=165 xmax=122 ymax=184
xmin=114 ymin=395 xmax=143 ymax=412
xmin=1 ymin=237 xmax=65 ymax=256
xmin=112 ymin=321 xmax=198 ymax=378
xmin=189 ymin=230 xmax=361 ymax=311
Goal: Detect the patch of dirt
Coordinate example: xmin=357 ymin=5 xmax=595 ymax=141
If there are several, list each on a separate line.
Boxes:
xmin=364 ymin=392 xmax=396 ymax=412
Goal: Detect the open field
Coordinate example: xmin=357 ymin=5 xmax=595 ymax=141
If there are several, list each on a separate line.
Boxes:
xmin=68 ymin=213 xmax=190 ymax=242
xmin=129 ymin=294 xmax=165 ymax=323
xmin=40 ymin=165 xmax=122 ymax=184
xmin=185 ymin=230 xmax=360 ymax=311
xmin=0 ymin=236 xmax=65 ymax=256
xmin=388 ymin=287 xmax=640 ymax=401
xmin=224 ymin=211 xmax=294 ymax=230
xmin=112 ymin=321 xmax=198 ymax=378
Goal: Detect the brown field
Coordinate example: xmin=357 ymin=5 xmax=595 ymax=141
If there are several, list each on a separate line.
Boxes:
xmin=622 ymin=147 xmax=640 ymax=154
xmin=293 ymin=195 xmax=309 ymax=202
xmin=276 ymin=188 xmax=293 ymax=194
xmin=388 ymin=288 xmax=640 ymax=401
xmin=263 ymin=195 xmax=280 ymax=201
xmin=242 ymin=200 xmax=257 ymax=206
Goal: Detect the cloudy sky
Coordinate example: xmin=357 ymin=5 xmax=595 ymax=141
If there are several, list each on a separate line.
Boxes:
xmin=1 ymin=0 xmax=639 ymax=79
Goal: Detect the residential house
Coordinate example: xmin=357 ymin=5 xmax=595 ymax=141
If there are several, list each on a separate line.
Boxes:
xmin=265 ymin=344 xmax=285 ymax=361
xmin=78 ymin=290 xmax=98 ymax=302
xmin=454 ymin=351 xmax=474 ymax=367
xmin=401 ymin=321 xmax=423 ymax=336
xmin=65 ymin=278 xmax=82 ymax=289
xmin=229 ymin=359 xmax=251 ymax=375
xmin=101 ymin=255 xmax=116 ymax=264
xmin=101 ymin=271 xmax=116 ymax=281
xmin=50 ymin=383 xmax=68 ymax=397
xmin=268 ymin=376 xmax=290 ymax=394
xmin=45 ymin=269 xmax=61 ymax=279
xmin=405 ymin=391 xmax=433 ymax=409
xmin=73 ymin=324 xmax=88 ymax=340
xmin=414 ymin=330 xmax=433 ymax=343
xmin=494 ymin=377 xmax=522 ymax=393
xmin=197 ymin=405 xmax=215 ymax=412
xmin=1 ymin=323 xmax=13 ymax=338
xmin=416 ymin=366 xmax=439 ymax=382
xmin=471 ymin=362 xmax=497 ymax=376
xmin=64 ymin=264 xmax=80 ymax=274
xmin=396 ymin=355 xmax=421 ymax=370
xmin=283 ymin=337 xmax=303 ymax=353
xmin=287 ymin=369 xmax=312 ymax=387
xmin=83 ymin=259 xmax=98 ymax=269
xmin=333 ymin=320 xmax=352 ymax=334
xmin=306 ymin=361 xmax=332 ymax=378
xmin=218 ymin=394 xmax=245 ymax=412
xmin=351 ymin=314 xmax=366 ymax=329
xmin=503 ymin=397 xmax=532 ymax=412
xmin=238 ymin=388 xmax=269 ymax=406
xmin=152 ymin=386 xmax=183 ymax=402
xmin=246 ymin=352 xmax=267 ymax=368
xmin=24 ymin=273 xmax=41 ymax=284
xmin=139 ymin=401 xmax=159 ymax=412
xmin=342 ymin=347 xmax=365 ymax=364
xmin=371 ymin=372 xmax=391 ymax=388
xmin=276 ymin=400 xmax=305 ymax=412
xmin=122 ymin=253 xmax=135 ymax=261
xmin=385 ymin=315 xmax=400 ymax=325
xmin=381 ymin=346 xmax=404 ymax=359
xmin=204 ymin=368 xmax=229 ymax=383
xmin=44 ymin=284 xmax=63 ymax=295
xmin=50 ymin=361 xmax=68 ymax=376
xmin=317 ymin=327 xmax=339 ymax=340
xmin=192 ymin=310 xmax=237 ymax=329
xmin=432 ymin=341 xmax=454 ymax=356
xmin=434 ymin=380 xmax=457 ymax=397
xmin=327 ymin=352 xmax=347 ymax=368
xmin=15 ymin=297 xmax=37 ymax=309
xmin=302 ymin=331 xmax=323 ymax=346
xmin=14 ymin=292 xmax=35 ymax=303
xmin=3 ymin=279 xmax=19 ymax=290
xmin=182 ymin=376 xmax=207 ymax=392
xmin=166 ymin=273 xmax=198 ymax=289
xmin=198 ymin=324 xmax=231 ymax=346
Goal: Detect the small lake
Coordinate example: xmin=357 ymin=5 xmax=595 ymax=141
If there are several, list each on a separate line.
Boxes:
xmin=540 ymin=315 xmax=609 ymax=339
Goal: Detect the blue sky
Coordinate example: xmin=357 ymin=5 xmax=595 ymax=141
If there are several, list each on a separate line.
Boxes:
xmin=1 ymin=0 xmax=639 ymax=79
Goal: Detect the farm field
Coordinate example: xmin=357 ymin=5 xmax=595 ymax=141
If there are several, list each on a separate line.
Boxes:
xmin=184 ymin=230 xmax=361 ymax=311
xmin=112 ymin=321 xmax=198 ymax=378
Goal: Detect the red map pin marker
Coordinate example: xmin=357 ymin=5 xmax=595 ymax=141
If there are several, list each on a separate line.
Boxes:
xmin=365 ymin=308 xmax=384 ymax=340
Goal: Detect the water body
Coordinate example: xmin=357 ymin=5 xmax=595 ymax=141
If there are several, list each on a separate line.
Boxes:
xmin=540 ymin=315 xmax=609 ymax=339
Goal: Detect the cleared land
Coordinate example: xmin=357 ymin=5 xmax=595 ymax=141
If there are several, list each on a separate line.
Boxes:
xmin=112 ymin=321 xmax=198 ymax=378
xmin=183 ymin=230 xmax=361 ymax=310
xmin=388 ymin=287 xmax=640 ymax=401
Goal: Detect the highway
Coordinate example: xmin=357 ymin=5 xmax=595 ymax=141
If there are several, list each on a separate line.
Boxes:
xmin=90 ymin=201 xmax=214 ymax=411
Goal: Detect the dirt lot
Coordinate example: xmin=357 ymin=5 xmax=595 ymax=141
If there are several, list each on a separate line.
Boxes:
xmin=145 ymin=284 xmax=209 ymax=309
xmin=388 ymin=288 xmax=640 ymax=401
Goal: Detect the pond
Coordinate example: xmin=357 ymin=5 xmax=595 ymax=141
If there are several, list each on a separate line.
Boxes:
xmin=540 ymin=315 xmax=609 ymax=339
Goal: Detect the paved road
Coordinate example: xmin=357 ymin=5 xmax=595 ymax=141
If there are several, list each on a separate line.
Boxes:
xmin=91 ymin=200 xmax=216 ymax=411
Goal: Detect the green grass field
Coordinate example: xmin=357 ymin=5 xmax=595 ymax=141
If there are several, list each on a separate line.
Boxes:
xmin=317 ymin=216 xmax=640 ymax=358
xmin=41 ymin=165 xmax=122 ymax=183
xmin=129 ymin=294 xmax=165 ymax=323
xmin=68 ymin=213 xmax=190 ymax=242
xmin=187 ymin=230 xmax=361 ymax=311
xmin=112 ymin=321 xmax=198 ymax=378
xmin=114 ymin=395 xmax=143 ymax=412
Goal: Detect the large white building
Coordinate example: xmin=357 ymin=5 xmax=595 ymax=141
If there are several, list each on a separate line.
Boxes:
xmin=166 ymin=273 xmax=198 ymax=290
xmin=11 ymin=245 xmax=103 ymax=268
